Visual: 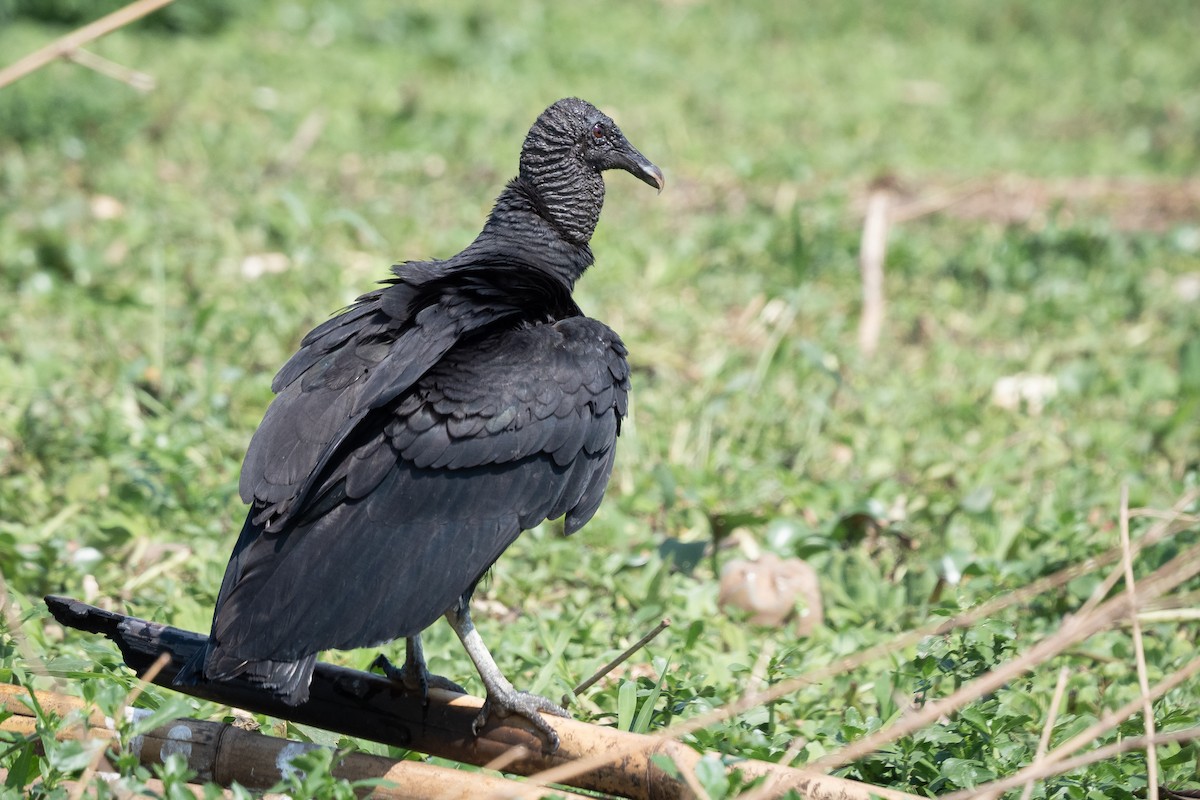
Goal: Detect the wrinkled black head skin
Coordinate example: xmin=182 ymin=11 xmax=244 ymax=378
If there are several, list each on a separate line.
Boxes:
xmin=514 ymin=97 xmax=664 ymax=247
xmin=522 ymin=98 xmax=663 ymax=192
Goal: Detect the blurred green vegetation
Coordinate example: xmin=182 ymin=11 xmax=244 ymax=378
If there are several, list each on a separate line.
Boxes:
xmin=0 ymin=0 xmax=237 ymax=33
xmin=1 ymin=0 xmax=1198 ymax=796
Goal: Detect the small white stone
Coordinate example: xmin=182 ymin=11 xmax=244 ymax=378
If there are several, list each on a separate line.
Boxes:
xmin=241 ymin=252 xmax=292 ymax=280
xmin=991 ymin=373 xmax=1058 ymax=415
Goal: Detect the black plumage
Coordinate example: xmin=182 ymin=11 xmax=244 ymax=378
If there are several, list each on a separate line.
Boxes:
xmin=176 ymin=98 xmax=663 ymax=746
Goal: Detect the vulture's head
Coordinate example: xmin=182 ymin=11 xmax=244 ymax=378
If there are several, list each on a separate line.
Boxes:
xmin=518 ymin=99 xmax=663 ymax=243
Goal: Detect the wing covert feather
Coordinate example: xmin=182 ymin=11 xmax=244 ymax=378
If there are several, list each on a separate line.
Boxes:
xmin=214 ymin=251 xmax=628 ymax=667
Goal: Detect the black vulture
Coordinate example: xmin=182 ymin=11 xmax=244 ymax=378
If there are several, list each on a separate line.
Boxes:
xmin=176 ymin=98 xmax=664 ymax=748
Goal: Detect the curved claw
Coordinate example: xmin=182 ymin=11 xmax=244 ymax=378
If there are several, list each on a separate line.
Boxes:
xmin=472 ymin=689 xmax=572 ymax=752
xmin=371 ymin=653 xmax=466 ymax=701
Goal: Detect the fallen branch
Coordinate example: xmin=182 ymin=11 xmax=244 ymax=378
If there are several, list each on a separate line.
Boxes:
xmin=1 ymin=685 xmax=585 ymax=799
xmin=0 ymin=0 xmax=176 ymax=90
xmin=44 ymin=596 xmax=916 ymax=800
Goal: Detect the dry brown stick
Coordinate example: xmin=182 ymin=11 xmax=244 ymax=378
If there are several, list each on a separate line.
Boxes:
xmin=0 ymin=0 xmax=176 ymax=90
xmin=1122 ymin=485 xmax=1160 ymax=800
xmin=1 ymin=685 xmax=589 ymax=799
xmin=806 ymin=494 xmax=1198 ymax=772
xmin=567 ymin=617 xmax=671 ymax=703
xmin=809 ymin=538 xmax=1200 ymax=772
xmin=1038 ymin=655 xmax=1200 ymax=779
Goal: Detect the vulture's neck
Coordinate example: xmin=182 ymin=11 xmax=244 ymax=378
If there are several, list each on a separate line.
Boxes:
xmin=462 ymin=178 xmax=597 ymax=289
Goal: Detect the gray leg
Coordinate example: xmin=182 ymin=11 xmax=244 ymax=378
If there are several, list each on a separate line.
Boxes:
xmin=445 ymin=603 xmax=570 ymax=751
xmin=371 ymin=635 xmax=466 ymax=701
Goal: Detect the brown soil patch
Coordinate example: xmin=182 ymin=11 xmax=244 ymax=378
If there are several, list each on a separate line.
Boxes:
xmin=879 ymin=175 xmax=1200 ymax=232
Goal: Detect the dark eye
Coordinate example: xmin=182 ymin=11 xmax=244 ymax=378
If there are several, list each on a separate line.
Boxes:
xmin=591 ymin=122 xmax=607 ymax=140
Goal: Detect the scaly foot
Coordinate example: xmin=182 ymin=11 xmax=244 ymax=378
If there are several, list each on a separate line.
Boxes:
xmin=371 ymin=636 xmax=466 ymax=702
xmin=444 ymin=604 xmax=571 ymax=752
xmin=473 ymin=687 xmax=571 ymax=750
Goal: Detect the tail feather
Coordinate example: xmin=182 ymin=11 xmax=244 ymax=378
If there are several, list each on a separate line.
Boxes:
xmin=173 ymin=641 xmax=318 ymax=706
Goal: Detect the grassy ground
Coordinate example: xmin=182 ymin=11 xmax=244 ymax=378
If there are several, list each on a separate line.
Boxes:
xmin=2 ymin=0 xmax=1199 ymax=796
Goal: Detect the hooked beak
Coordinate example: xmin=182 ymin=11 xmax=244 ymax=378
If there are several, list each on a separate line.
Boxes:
xmin=616 ymin=141 xmax=665 ymax=193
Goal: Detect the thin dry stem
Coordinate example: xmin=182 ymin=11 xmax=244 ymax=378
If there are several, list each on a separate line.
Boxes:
xmin=1078 ymin=489 xmax=1199 ymax=617
xmin=678 ymin=761 xmax=715 ymax=800
xmin=481 ymin=743 xmax=533 ymax=774
xmin=0 ymin=572 xmax=56 ymax=683
xmin=857 ymin=185 xmax=890 ymax=357
xmin=810 ymin=538 xmax=1200 ymax=771
xmin=946 ymin=727 xmax=1200 ymax=799
xmin=567 ymin=617 xmax=671 ymax=702
xmin=68 ymin=651 xmax=171 ymax=800
xmin=63 ymin=48 xmax=155 ymax=90
xmin=1138 ymin=608 xmax=1200 ymax=623
xmin=1129 ymin=509 xmax=1200 ymax=524
xmin=269 ymin=110 xmax=326 ymax=175
xmin=940 ymin=655 xmax=1200 ymax=800
xmin=738 ymin=737 xmax=809 ymax=800
xmin=747 ymin=639 xmax=776 ymax=695
xmin=884 ymin=179 xmax=990 ymax=224
xmin=520 ymin=493 xmax=1199 ymax=798
xmin=0 ymin=0 xmax=177 ymax=89
xmin=1121 ymin=485 xmax=1159 ymax=800
xmin=1018 ymin=665 xmax=1071 ymax=800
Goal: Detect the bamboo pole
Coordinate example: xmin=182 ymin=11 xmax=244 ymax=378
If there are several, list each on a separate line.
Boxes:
xmin=0 ymin=685 xmax=589 ymax=799
xmin=44 ymin=595 xmax=918 ymax=800
xmin=0 ymin=0 xmax=176 ymax=90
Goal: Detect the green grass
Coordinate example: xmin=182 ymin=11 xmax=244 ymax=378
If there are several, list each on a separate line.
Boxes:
xmin=2 ymin=0 xmax=1199 ymax=796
